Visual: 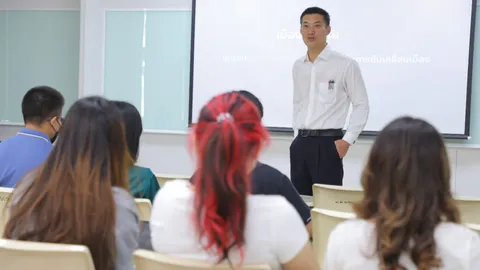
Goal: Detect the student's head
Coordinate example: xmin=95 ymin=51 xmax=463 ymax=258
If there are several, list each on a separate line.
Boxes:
xmin=4 ymin=96 xmax=131 ymax=270
xmin=353 ymin=116 xmax=459 ymax=269
xmin=300 ymin=7 xmax=331 ymax=49
xmin=21 ymin=86 xmax=65 ymax=142
xmin=237 ymin=90 xmax=263 ymax=119
xmin=113 ymin=101 xmax=143 ymax=162
xmin=190 ymin=91 xmax=269 ymax=265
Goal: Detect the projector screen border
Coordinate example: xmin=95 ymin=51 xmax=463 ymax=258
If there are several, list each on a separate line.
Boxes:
xmin=264 ymin=127 xmax=469 ymax=140
xmin=463 ymin=0 xmax=478 ymax=140
xmin=187 ymin=0 xmax=478 ymax=140
xmin=187 ymin=0 xmax=198 ymax=128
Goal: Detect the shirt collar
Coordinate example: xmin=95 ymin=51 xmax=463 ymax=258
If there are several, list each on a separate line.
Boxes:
xmin=304 ymin=43 xmax=332 ymax=63
xmin=18 ymin=128 xmax=50 ymax=141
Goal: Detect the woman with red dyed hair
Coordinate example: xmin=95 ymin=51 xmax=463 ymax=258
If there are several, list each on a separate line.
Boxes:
xmin=150 ymin=92 xmax=318 ymax=269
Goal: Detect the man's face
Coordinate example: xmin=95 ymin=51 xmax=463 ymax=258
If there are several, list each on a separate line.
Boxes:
xmin=300 ymin=14 xmax=331 ymax=48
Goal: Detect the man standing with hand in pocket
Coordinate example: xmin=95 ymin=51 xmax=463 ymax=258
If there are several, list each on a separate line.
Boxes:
xmin=290 ymin=7 xmax=369 ymax=196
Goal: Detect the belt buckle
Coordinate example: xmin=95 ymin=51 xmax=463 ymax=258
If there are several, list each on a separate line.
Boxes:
xmin=300 ymin=130 xmax=309 ymax=137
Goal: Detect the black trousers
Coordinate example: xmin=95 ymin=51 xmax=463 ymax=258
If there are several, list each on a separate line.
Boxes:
xmin=289 ymin=132 xmax=344 ymax=196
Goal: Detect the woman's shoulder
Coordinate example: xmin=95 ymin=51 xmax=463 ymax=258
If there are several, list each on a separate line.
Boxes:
xmin=326 ymin=218 xmax=374 ymax=246
xmin=112 ymin=187 xmax=138 ymax=213
xmin=435 ymin=221 xmax=480 ymax=241
xmin=328 ymin=220 xmax=480 ymax=246
xmin=329 ymin=218 xmax=370 ymax=232
xmin=247 ymin=194 xmax=302 ymax=220
xmin=112 ymin=186 xmax=135 ymax=198
xmin=153 ymin=179 xmax=192 ymax=202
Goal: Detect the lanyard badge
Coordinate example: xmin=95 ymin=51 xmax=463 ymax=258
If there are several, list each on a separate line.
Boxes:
xmin=328 ymin=80 xmax=335 ymax=91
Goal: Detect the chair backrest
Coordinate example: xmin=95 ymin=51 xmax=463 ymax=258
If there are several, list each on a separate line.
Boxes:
xmin=0 ymin=239 xmax=95 ymax=270
xmin=155 ymin=173 xmax=190 ymax=187
xmin=300 ymin=195 xmax=314 ymax=208
xmin=0 ymin=187 xmax=13 ymax=235
xmin=454 ymin=196 xmax=480 ymax=224
xmin=135 ymin=198 xmax=152 ymax=221
xmin=134 ymin=249 xmax=271 ymax=270
xmin=465 ymin=223 xmax=480 ymax=234
xmin=311 ymin=208 xmax=355 ymax=267
xmin=312 ymin=184 xmax=363 ymax=212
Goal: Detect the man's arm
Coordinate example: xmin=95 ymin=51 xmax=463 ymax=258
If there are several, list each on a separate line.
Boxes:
xmin=292 ymin=63 xmax=300 ymax=134
xmin=278 ymin=174 xmax=312 ymax=236
xmin=342 ymin=60 xmax=369 ymax=145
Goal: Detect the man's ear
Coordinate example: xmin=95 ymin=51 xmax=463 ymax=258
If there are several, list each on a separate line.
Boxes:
xmin=48 ymin=116 xmax=57 ymax=125
xmin=326 ymin=25 xmax=332 ymax=35
xmin=55 ymin=116 xmax=63 ymax=125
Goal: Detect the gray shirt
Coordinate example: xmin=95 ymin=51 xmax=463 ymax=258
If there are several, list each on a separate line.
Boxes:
xmin=113 ymin=186 xmax=140 ymax=270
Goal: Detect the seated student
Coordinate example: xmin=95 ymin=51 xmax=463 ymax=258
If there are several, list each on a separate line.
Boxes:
xmin=236 ymin=90 xmax=312 ymax=235
xmin=190 ymin=90 xmax=312 ymax=235
xmin=323 ymin=116 xmax=480 ymax=269
xmin=151 ymin=92 xmax=319 ymax=270
xmin=113 ymin=101 xmax=160 ymax=202
xmin=3 ymin=96 xmax=140 ymax=270
xmin=0 ymin=86 xmax=64 ymax=187
xmin=113 ymin=100 xmax=159 ymax=251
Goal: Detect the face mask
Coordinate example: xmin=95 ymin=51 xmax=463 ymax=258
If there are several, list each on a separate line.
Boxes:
xmin=49 ymin=117 xmax=62 ymax=144
xmin=50 ymin=132 xmax=58 ymax=144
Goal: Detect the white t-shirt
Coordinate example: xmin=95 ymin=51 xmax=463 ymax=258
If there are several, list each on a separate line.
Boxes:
xmin=324 ymin=219 xmax=480 ymax=269
xmin=150 ymin=179 xmax=309 ymax=270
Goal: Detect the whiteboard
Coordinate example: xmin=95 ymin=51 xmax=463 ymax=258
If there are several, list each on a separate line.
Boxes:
xmin=190 ymin=0 xmax=475 ymax=136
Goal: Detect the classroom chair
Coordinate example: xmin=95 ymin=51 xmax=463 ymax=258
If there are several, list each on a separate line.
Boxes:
xmin=465 ymin=223 xmax=480 ymax=234
xmin=300 ymin=195 xmax=314 ymax=208
xmin=0 ymin=187 xmax=13 ymax=235
xmin=135 ymin=198 xmax=152 ymax=222
xmin=466 ymin=222 xmax=480 ymax=233
xmin=454 ymin=196 xmax=480 ymax=224
xmin=0 ymin=239 xmax=95 ymax=270
xmin=311 ymin=208 xmax=355 ymax=267
xmin=312 ymin=184 xmax=363 ymax=212
xmin=134 ymin=249 xmax=271 ymax=270
xmin=155 ymin=173 xmax=190 ymax=187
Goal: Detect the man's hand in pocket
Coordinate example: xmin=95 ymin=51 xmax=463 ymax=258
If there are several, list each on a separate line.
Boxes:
xmin=334 ymin=139 xmax=350 ymax=158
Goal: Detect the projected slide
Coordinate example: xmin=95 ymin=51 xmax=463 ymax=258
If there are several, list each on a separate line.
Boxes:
xmin=190 ymin=0 xmax=475 ymax=136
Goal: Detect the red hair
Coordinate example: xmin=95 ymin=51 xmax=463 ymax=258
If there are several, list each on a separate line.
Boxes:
xmin=190 ymin=91 xmax=269 ymax=266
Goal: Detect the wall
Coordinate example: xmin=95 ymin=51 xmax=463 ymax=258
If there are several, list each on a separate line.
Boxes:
xmin=1 ymin=0 xmax=480 ymax=198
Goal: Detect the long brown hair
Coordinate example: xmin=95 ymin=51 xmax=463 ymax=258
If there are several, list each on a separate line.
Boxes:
xmin=3 ymin=96 xmax=131 ymax=270
xmin=190 ymin=92 xmax=269 ymax=266
xmin=353 ymin=116 xmax=460 ymax=270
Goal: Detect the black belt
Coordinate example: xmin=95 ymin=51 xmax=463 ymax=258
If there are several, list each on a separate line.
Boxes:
xmin=298 ymin=129 xmax=343 ymax=137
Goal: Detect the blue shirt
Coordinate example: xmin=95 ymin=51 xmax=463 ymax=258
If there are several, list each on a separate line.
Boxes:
xmin=0 ymin=128 xmax=53 ymax=187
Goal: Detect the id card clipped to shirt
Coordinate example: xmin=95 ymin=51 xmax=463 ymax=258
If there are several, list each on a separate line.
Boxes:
xmin=328 ymin=80 xmax=335 ymax=91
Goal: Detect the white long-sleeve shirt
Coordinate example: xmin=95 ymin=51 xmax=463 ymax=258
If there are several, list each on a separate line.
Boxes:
xmin=292 ymin=44 xmax=369 ymax=144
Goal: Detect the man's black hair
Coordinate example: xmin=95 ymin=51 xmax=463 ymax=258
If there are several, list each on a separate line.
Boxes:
xmin=237 ymin=90 xmax=264 ymax=119
xmin=21 ymin=86 xmax=65 ymax=124
xmin=300 ymin=7 xmax=330 ymax=26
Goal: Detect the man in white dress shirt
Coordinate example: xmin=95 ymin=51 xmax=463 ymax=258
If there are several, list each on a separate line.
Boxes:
xmin=290 ymin=7 xmax=369 ymax=195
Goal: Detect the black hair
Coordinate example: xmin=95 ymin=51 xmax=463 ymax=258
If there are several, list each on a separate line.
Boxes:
xmin=300 ymin=7 xmax=330 ymax=26
xmin=237 ymin=90 xmax=264 ymax=119
xmin=112 ymin=101 xmax=143 ymax=161
xmin=21 ymin=86 xmax=65 ymax=124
